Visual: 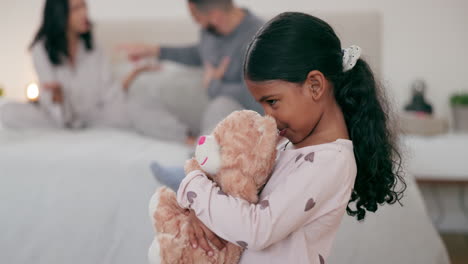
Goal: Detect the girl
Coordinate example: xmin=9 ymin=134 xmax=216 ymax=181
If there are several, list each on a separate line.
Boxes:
xmin=175 ymin=12 xmax=405 ymax=263
xmin=1 ymin=0 xmax=189 ymax=142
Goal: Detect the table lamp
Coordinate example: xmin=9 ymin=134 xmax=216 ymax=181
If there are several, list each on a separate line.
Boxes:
xmin=26 ymin=82 xmax=39 ymax=102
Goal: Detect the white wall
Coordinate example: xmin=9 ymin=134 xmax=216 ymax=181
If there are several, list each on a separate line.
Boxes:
xmin=1 ymin=0 xmax=467 ymax=119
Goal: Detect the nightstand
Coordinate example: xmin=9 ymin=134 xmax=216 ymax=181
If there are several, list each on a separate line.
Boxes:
xmin=401 ymin=133 xmax=468 ymax=232
xmin=402 ymin=133 xmax=468 ymax=183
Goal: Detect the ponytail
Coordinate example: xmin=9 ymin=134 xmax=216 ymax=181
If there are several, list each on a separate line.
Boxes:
xmin=334 ymin=59 xmax=405 ymax=220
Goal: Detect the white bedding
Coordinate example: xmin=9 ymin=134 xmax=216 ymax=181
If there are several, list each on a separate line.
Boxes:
xmin=329 ymin=176 xmax=450 ymax=264
xmin=0 ymin=128 xmax=450 ymax=264
xmin=0 ymin=129 xmax=188 ymax=264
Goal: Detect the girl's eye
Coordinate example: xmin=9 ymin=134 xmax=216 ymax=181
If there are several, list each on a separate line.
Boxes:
xmin=267 ymin=99 xmax=278 ymax=106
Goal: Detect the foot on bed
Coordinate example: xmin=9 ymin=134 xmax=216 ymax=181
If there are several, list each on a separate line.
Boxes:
xmin=150 ymin=162 xmax=186 ymax=191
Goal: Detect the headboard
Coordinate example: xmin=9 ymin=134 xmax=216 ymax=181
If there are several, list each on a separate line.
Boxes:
xmin=94 ymin=11 xmax=382 ymax=77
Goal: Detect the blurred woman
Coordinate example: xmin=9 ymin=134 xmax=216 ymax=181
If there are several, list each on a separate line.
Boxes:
xmin=0 ymin=0 xmax=188 ymax=142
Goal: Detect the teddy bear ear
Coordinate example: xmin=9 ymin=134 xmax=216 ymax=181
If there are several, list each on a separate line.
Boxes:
xmin=255 ymin=116 xmax=278 ymax=145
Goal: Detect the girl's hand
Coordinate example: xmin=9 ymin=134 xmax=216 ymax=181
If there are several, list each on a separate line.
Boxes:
xmin=186 ymin=210 xmax=227 ymax=256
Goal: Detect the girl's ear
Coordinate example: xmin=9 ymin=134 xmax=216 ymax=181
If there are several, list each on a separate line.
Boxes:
xmin=304 ymin=70 xmax=327 ymax=101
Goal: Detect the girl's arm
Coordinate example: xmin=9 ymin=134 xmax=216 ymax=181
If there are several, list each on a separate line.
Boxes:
xmin=177 ymin=150 xmax=355 ymax=251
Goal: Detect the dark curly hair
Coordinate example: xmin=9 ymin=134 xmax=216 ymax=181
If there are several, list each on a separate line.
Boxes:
xmin=244 ymin=12 xmax=406 ymax=220
xmin=30 ymin=0 xmax=93 ymax=65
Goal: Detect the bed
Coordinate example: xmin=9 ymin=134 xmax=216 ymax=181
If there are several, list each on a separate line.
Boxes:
xmin=0 ymin=11 xmax=450 ymax=264
xmin=0 ymin=129 xmax=188 ymax=264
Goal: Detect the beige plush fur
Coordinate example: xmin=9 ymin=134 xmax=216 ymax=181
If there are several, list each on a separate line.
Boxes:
xmin=149 ymin=110 xmax=278 ymax=264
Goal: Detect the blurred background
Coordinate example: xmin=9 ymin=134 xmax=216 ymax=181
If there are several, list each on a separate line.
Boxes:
xmin=0 ymin=1 xmax=467 ymax=264
xmin=1 ymin=0 xmax=467 ymax=118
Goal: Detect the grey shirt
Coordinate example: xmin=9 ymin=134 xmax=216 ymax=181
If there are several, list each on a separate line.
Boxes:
xmin=159 ymin=9 xmax=264 ymax=113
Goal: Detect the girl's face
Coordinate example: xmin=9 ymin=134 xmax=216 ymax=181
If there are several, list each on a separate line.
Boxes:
xmin=246 ymin=78 xmax=324 ymax=148
xmin=68 ymin=0 xmax=90 ymax=35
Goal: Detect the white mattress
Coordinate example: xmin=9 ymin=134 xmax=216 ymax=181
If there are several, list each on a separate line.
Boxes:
xmin=0 ymin=129 xmax=188 ymax=264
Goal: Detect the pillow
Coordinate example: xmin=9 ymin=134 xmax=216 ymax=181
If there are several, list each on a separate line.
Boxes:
xmin=118 ymin=61 xmax=209 ymax=135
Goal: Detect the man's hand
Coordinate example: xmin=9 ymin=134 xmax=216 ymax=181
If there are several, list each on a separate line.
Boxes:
xmin=43 ymin=83 xmax=63 ymax=104
xmin=186 ymin=210 xmax=227 ymax=257
xmin=117 ymin=43 xmax=160 ymax=62
xmin=203 ymin=56 xmax=230 ymax=89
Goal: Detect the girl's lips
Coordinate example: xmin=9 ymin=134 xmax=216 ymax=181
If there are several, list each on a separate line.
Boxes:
xmin=279 ymin=128 xmax=287 ymax=137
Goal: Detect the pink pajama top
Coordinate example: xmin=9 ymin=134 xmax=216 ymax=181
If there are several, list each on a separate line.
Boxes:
xmin=177 ymin=139 xmax=357 ymax=264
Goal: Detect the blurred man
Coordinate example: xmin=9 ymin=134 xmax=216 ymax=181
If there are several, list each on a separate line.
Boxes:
xmin=121 ymin=0 xmax=264 ymax=135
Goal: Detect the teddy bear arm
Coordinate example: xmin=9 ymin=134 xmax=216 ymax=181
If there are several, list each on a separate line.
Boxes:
xmin=219 ymin=169 xmax=259 ymax=204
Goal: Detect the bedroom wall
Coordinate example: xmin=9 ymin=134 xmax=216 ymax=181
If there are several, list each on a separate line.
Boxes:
xmin=1 ymin=0 xmax=467 ymax=120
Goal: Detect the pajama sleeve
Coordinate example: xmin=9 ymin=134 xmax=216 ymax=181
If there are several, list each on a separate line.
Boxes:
xmin=159 ymin=45 xmax=202 ymax=66
xmin=31 ymin=44 xmax=57 ymax=84
xmin=95 ymin=48 xmax=127 ymax=106
xmin=177 ymin=149 xmax=355 ymax=251
xmin=31 ymin=43 xmax=64 ymax=126
xmin=31 ymin=43 xmax=57 ymax=104
xmin=159 ymin=30 xmax=203 ymax=66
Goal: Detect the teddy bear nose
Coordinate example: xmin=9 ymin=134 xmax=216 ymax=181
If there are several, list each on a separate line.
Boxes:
xmin=198 ymin=136 xmax=206 ymax=145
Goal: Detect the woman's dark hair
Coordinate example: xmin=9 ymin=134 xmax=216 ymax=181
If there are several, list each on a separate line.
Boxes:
xmin=30 ymin=0 xmax=93 ymax=65
xmin=244 ymin=12 xmax=406 ymax=221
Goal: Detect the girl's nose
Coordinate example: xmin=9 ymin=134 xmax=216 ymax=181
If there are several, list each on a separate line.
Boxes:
xmin=198 ymin=136 xmax=206 ymax=145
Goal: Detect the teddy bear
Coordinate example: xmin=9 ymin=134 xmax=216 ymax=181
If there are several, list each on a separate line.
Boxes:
xmin=148 ymin=110 xmax=278 ymax=264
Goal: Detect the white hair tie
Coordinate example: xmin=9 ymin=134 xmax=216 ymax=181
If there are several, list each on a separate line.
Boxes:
xmin=342 ymin=45 xmax=362 ymax=72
